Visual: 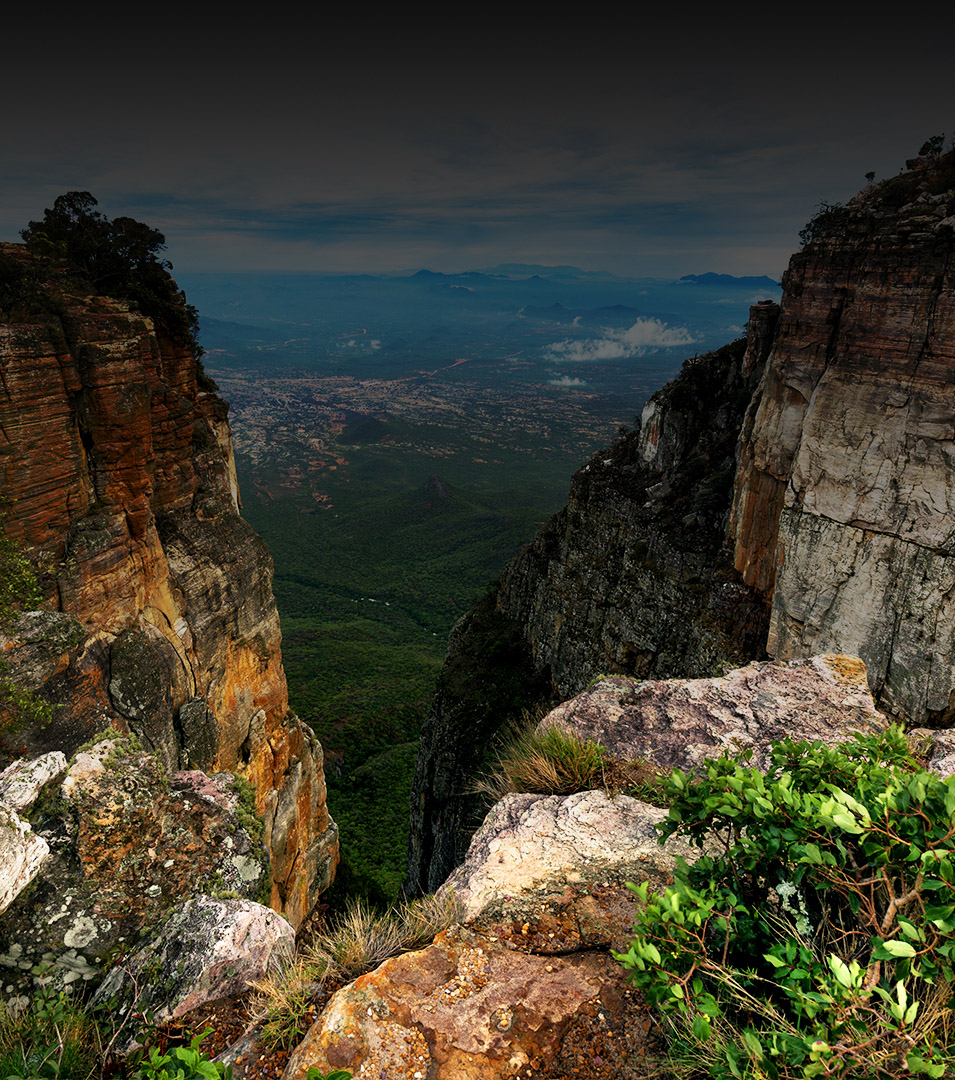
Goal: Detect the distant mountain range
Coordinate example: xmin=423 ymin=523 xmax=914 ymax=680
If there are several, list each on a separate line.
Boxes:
xmin=678 ymin=272 xmax=781 ymax=288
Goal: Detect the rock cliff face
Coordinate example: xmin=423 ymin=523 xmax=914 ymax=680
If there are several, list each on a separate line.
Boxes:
xmin=0 ymin=246 xmax=337 ymax=926
xmin=731 ymin=155 xmax=955 ymax=724
xmin=408 ymin=152 xmax=955 ymax=895
xmin=407 ymin=324 xmax=774 ymax=893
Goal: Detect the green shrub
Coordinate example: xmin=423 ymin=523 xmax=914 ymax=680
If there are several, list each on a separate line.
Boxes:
xmin=614 ymin=727 xmax=955 ymax=1078
xmin=130 ymin=1029 xmax=232 ymax=1080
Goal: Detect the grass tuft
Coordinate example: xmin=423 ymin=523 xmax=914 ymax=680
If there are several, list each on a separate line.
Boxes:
xmin=473 ymin=720 xmax=608 ymax=802
xmin=253 ymin=891 xmax=462 ymax=1048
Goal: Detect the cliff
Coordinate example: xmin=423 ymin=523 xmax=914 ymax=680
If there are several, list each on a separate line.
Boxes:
xmin=408 ymin=151 xmax=955 ymax=895
xmin=407 ymin=321 xmax=774 ymax=893
xmin=731 ymin=155 xmax=955 ymax=724
xmin=0 ymin=244 xmax=337 ymax=926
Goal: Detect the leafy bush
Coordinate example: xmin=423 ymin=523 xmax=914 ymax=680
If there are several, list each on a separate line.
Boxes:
xmin=21 ymin=192 xmax=201 ymax=357
xmin=615 ymin=727 xmax=955 ymax=1078
xmin=130 ymin=1029 xmax=232 ymax=1080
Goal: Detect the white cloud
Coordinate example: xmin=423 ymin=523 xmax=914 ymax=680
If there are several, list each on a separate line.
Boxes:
xmin=549 ymin=375 xmax=587 ymax=387
xmin=544 ymin=318 xmax=698 ymax=363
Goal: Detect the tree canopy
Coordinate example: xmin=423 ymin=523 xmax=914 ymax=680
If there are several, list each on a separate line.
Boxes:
xmin=21 ymin=192 xmax=201 ymax=357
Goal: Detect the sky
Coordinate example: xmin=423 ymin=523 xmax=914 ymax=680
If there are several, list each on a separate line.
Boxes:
xmin=4 ymin=9 xmax=953 ymax=281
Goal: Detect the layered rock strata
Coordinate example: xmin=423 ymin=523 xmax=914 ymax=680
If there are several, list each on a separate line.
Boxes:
xmin=730 ymin=154 xmax=955 ymax=724
xmin=0 ymin=247 xmax=337 ymax=924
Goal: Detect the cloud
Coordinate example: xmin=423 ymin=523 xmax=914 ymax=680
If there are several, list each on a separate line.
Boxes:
xmin=549 ymin=375 xmax=588 ymax=387
xmin=544 ymin=318 xmax=699 ymax=363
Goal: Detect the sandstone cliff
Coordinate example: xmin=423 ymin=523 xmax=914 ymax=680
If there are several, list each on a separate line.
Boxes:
xmin=0 ymin=245 xmax=337 ymax=926
xmin=408 ymin=151 xmax=955 ymax=895
xmin=731 ymin=154 xmax=955 ymax=724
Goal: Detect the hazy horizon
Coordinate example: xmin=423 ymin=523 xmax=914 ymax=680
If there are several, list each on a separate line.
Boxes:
xmin=5 ymin=11 xmax=952 ymax=281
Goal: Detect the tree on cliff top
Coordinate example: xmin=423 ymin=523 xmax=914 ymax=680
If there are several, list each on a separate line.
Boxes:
xmin=21 ymin=191 xmax=202 ymax=359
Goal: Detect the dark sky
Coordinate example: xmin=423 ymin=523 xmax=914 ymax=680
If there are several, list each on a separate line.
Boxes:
xmin=4 ymin=10 xmax=953 ymax=280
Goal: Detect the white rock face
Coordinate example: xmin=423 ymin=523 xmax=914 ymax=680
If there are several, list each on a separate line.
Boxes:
xmin=769 ymin=513 xmax=955 ymax=722
xmin=442 ymin=789 xmax=702 ymax=922
xmin=0 ymin=805 xmax=49 ymax=916
xmin=0 ymin=752 xmax=67 ymax=813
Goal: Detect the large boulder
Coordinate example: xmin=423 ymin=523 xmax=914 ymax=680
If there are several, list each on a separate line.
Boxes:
xmin=441 ymin=789 xmax=702 ymax=933
xmin=542 ymin=654 xmax=885 ymax=774
xmin=93 ymin=896 xmax=293 ymax=1049
xmin=283 ymin=925 xmax=656 ymax=1080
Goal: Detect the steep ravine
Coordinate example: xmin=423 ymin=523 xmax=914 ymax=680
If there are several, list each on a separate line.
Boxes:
xmin=407 ymin=316 xmax=775 ymax=893
xmin=408 ymin=151 xmax=955 ymax=896
xmin=0 ymin=245 xmax=337 ymax=926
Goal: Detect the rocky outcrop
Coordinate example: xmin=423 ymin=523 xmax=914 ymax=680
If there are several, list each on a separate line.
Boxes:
xmin=407 ymin=324 xmax=774 ymax=894
xmin=543 ymin=654 xmax=884 ymax=774
xmin=288 ymin=791 xmax=693 ymax=1080
xmin=409 ymin=154 xmax=955 ymax=893
xmin=0 ymin=737 xmax=274 ymax=999
xmin=730 ymin=154 xmax=955 ymax=724
xmin=93 ymin=895 xmax=294 ymax=1050
xmin=0 ymin=246 xmax=337 ymax=925
xmin=440 ymin=789 xmax=705 ymax=925
xmin=284 ymin=926 xmax=653 ymax=1080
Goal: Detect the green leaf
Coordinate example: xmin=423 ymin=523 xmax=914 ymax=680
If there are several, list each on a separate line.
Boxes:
xmin=881 ymin=939 xmax=917 ymax=958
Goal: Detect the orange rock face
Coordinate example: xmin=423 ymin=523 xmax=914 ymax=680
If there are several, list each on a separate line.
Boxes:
xmin=0 ymin=246 xmax=337 ymax=925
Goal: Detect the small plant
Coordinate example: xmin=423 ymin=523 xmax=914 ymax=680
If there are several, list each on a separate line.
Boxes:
xmin=474 ymin=720 xmax=607 ymax=802
xmin=606 ymin=756 xmax=672 ymax=808
xmin=130 ymin=1029 xmax=233 ymax=1080
xmin=614 ymin=726 xmax=955 ymax=1078
xmin=0 ymin=988 xmax=101 ymax=1080
xmin=253 ymin=892 xmax=460 ymax=1049
xmin=305 ymin=1069 xmax=352 ymax=1080
xmin=252 ymin=957 xmax=325 ymax=1050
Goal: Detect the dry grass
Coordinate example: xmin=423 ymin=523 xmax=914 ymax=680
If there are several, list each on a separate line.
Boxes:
xmin=474 ymin=721 xmax=608 ymax=802
xmin=253 ymin=891 xmax=462 ymax=1047
xmin=473 ymin=718 xmax=672 ymax=808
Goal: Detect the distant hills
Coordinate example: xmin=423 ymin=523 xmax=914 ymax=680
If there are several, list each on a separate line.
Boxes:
xmin=678 ymin=272 xmax=781 ymax=288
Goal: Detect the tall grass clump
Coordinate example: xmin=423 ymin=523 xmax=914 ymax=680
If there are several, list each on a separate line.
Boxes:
xmin=474 ymin=719 xmax=607 ymax=802
xmin=0 ymin=989 xmax=102 ymax=1080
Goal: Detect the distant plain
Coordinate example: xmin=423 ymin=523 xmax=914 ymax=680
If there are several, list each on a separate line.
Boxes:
xmin=196 ymin=266 xmax=780 ymax=901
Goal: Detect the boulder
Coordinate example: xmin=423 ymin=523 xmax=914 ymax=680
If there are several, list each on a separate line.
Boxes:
xmin=441 ymin=789 xmax=701 ymax=934
xmin=0 ymin=751 xmax=67 ymax=812
xmin=283 ymin=925 xmax=656 ymax=1080
xmin=542 ymin=655 xmax=884 ymax=774
xmin=93 ymin=896 xmax=293 ymax=1049
xmin=0 ymin=805 xmax=49 ymax=917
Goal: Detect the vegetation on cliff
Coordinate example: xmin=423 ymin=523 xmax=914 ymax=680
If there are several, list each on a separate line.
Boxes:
xmin=18 ymin=192 xmax=203 ymax=364
xmin=617 ymin=728 xmax=955 ymax=1078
